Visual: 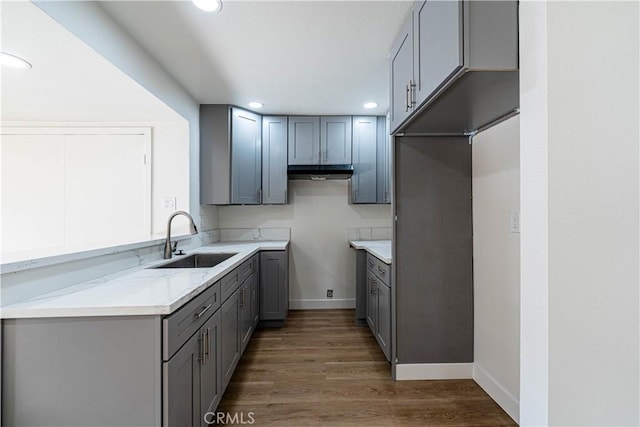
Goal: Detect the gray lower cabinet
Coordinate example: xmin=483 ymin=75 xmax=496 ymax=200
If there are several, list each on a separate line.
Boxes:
xmin=220 ymin=289 xmax=241 ymax=391
xmin=259 ymin=249 xmax=289 ymax=326
xmin=262 ymin=116 xmax=288 ymax=204
xmin=1 ymin=253 xmax=274 ymax=427
xmin=239 ymin=276 xmax=253 ymax=354
xmin=251 ymin=259 xmax=260 ymax=327
xmin=163 ymin=310 xmax=221 ymax=427
xmin=365 ymin=253 xmax=391 ymax=361
xmin=200 ymin=105 xmax=262 ymax=205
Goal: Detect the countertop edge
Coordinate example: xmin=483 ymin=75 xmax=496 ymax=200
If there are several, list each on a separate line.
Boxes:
xmin=1 ymin=241 xmax=289 ymax=320
xmin=348 ymin=240 xmax=392 ymax=264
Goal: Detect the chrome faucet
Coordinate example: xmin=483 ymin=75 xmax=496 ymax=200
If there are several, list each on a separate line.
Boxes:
xmin=164 ymin=211 xmax=199 ymax=259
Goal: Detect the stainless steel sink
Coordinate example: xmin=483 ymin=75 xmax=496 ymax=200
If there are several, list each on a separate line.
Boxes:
xmin=151 ymin=253 xmax=237 ymax=269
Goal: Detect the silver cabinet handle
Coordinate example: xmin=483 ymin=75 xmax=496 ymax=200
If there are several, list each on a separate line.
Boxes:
xmin=198 ymin=332 xmax=204 ymax=364
xmin=405 ymin=84 xmax=410 ymax=112
xmin=205 ymin=327 xmax=210 ymax=361
xmin=239 ymin=289 xmax=244 ymax=308
xmin=409 ymin=79 xmax=416 ymax=109
xmin=371 ymin=282 xmax=377 ymax=295
xmin=195 ymin=303 xmax=212 ymax=319
xmin=378 ymin=266 xmax=386 ymax=276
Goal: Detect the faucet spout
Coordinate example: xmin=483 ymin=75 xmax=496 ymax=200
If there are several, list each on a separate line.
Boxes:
xmin=164 ymin=211 xmax=199 ymax=259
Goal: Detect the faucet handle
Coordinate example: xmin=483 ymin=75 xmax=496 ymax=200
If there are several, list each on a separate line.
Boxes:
xmin=171 ymin=241 xmax=178 ymax=252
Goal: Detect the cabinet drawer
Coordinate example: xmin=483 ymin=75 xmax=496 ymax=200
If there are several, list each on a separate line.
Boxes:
xmin=221 ymin=257 xmax=255 ymax=302
xmin=163 ymin=280 xmax=221 ymax=361
xmin=367 ymin=253 xmax=391 ymax=286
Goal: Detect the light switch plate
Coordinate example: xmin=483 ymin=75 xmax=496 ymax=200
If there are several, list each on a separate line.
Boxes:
xmin=510 ymin=211 xmax=520 ymax=233
xmin=163 ymin=196 xmax=176 ymax=210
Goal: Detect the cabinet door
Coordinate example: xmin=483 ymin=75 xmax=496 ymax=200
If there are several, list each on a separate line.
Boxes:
xmin=220 ymin=290 xmax=240 ymax=390
xmin=351 ymin=117 xmax=377 ymax=204
xmin=365 ymin=271 xmax=377 ymax=333
xmin=288 ymin=116 xmax=320 ymax=165
xmin=251 ymin=268 xmax=260 ymax=328
xmin=231 ymin=108 xmax=262 ymax=204
xmin=376 ymin=116 xmax=391 ymax=204
xmin=259 ymin=251 xmax=288 ymax=321
xmin=163 ymin=332 xmax=200 ymax=427
xmin=239 ymin=279 xmax=253 ymax=354
xmin=199 ymin=311 xmax=222 ymax=426
xmin=389 ymin=13 xmax=414 ymax=133
xmin=413 ymin=0 xmax=463 ymax=106
xmin=262 ymin=116 xmax=288 ymax=204
xmin=321 ymin=116 xmax=352 ymax=165
xmin=375 ymin=282 xmax=391 ymax=361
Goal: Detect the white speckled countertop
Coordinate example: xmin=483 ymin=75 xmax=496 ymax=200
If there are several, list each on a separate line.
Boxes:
xmin=0 ymin=242 xmax=288 ymax=319
xmin=349 ymin=240 xmax=392 ymax=264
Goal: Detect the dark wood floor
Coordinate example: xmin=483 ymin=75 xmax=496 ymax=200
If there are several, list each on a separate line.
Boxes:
xmin=218 ymin=309 xmax=517 ymax=426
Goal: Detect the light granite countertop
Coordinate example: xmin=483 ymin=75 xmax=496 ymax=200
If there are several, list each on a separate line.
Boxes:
xmin=0 ymin=241 xmax=288 ymax=319
xmin=349 ymin=240 xmax=392 ymax=264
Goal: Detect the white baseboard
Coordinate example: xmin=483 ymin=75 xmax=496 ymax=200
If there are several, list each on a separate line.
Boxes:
xmin=289 ymin=298 xmax=355 ymax=310
xmin=395 ymin=363 xmax=473 ymax=380
xmin=472 ymin=364 xmax=519 ymax=424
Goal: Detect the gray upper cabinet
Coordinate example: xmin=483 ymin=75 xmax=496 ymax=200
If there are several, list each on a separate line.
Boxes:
xmin=288 ymin=116 xmax=320 ymax=165
xmin=389 ymin=12 xmax=414 ymax=133
xmin=390 ymin=1 xmax=519 ymax=134
xmin=320 ymin=116 xmax=352 ymax=164
xmin=163 ymin=309 xmax=221 ymax=427
xmin=350 ymin=116 xmax=378 ymax=204
xmin=413 ymin=0 xmax=462 ymax=106
xmin=262 ymin=116 xmax=288 ymax=204
xmin=200 ymin=105 xmax=262 ymax=205
xmin=288 ymin=116 xmax=352 ymax=165
xmin=231 ymin=108 xmax=262 ymax=204
xmin=376 ymin=116 xmax=391 ymax=204
xmin=350 ymin=116 xmax=390 ymax=205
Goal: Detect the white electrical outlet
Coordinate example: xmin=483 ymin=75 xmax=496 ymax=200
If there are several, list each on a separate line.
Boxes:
xmin=510 ymin=211 xmax=520 ymax=233
xmin=163 ymin=196 xmax=176 ymax=210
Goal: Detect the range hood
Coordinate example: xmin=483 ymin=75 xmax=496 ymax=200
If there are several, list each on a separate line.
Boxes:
xmin=287 ymin=164 xmax=354 ymax=180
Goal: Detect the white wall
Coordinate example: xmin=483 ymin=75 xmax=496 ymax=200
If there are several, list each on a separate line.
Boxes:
xmin=32 ymin=0 xmax=219 ymax=232
xmin=520 ymin=2 xmax=640 ymax=425
xmin=0 ymin=2 xmax=219 ymax=304
xmin=472 ymin=116 xmax=520 ymax=423
xmin=219 ymin=180 xmax=391 ymax=308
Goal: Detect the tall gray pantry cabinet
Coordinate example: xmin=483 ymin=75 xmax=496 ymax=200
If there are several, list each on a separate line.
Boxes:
xmin=388 ymin=0 xmax=518 ymax=376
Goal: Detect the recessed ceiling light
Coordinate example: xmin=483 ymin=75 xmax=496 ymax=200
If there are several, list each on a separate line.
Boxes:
xmin=192 ymin=0 xmax=222 ymax=12
xmin=248 ymin=101 xmax=264 ymax=109
xmin=0 ymin=52 xmax=32 ymax=69
xmin=364 ymin=102 xmax=378 ymax=109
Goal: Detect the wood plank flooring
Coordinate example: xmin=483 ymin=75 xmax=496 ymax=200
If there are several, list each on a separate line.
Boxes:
xmin=218 ymin=309 xmax=517 ymax=426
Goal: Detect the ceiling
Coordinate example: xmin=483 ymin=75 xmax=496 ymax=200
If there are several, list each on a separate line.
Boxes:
xmin=0 ymin=1 xmax=183 ymax=123
xmin=99 ymin=0 xmax=412 ymax=116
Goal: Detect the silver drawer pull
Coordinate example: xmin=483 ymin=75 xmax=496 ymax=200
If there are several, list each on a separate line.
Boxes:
xmin=377 ymin=266 xmax=386 ymax=276
xmin=195 ymin=304 xmax=212 ymax=319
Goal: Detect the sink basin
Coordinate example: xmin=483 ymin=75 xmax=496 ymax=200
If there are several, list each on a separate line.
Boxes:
xmin=151 ymin=253 xmax=237 ymax=269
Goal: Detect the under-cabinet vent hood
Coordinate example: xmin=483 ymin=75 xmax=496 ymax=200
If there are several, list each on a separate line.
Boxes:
xmin=287 ymin=164 xmax=354 ymax=180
